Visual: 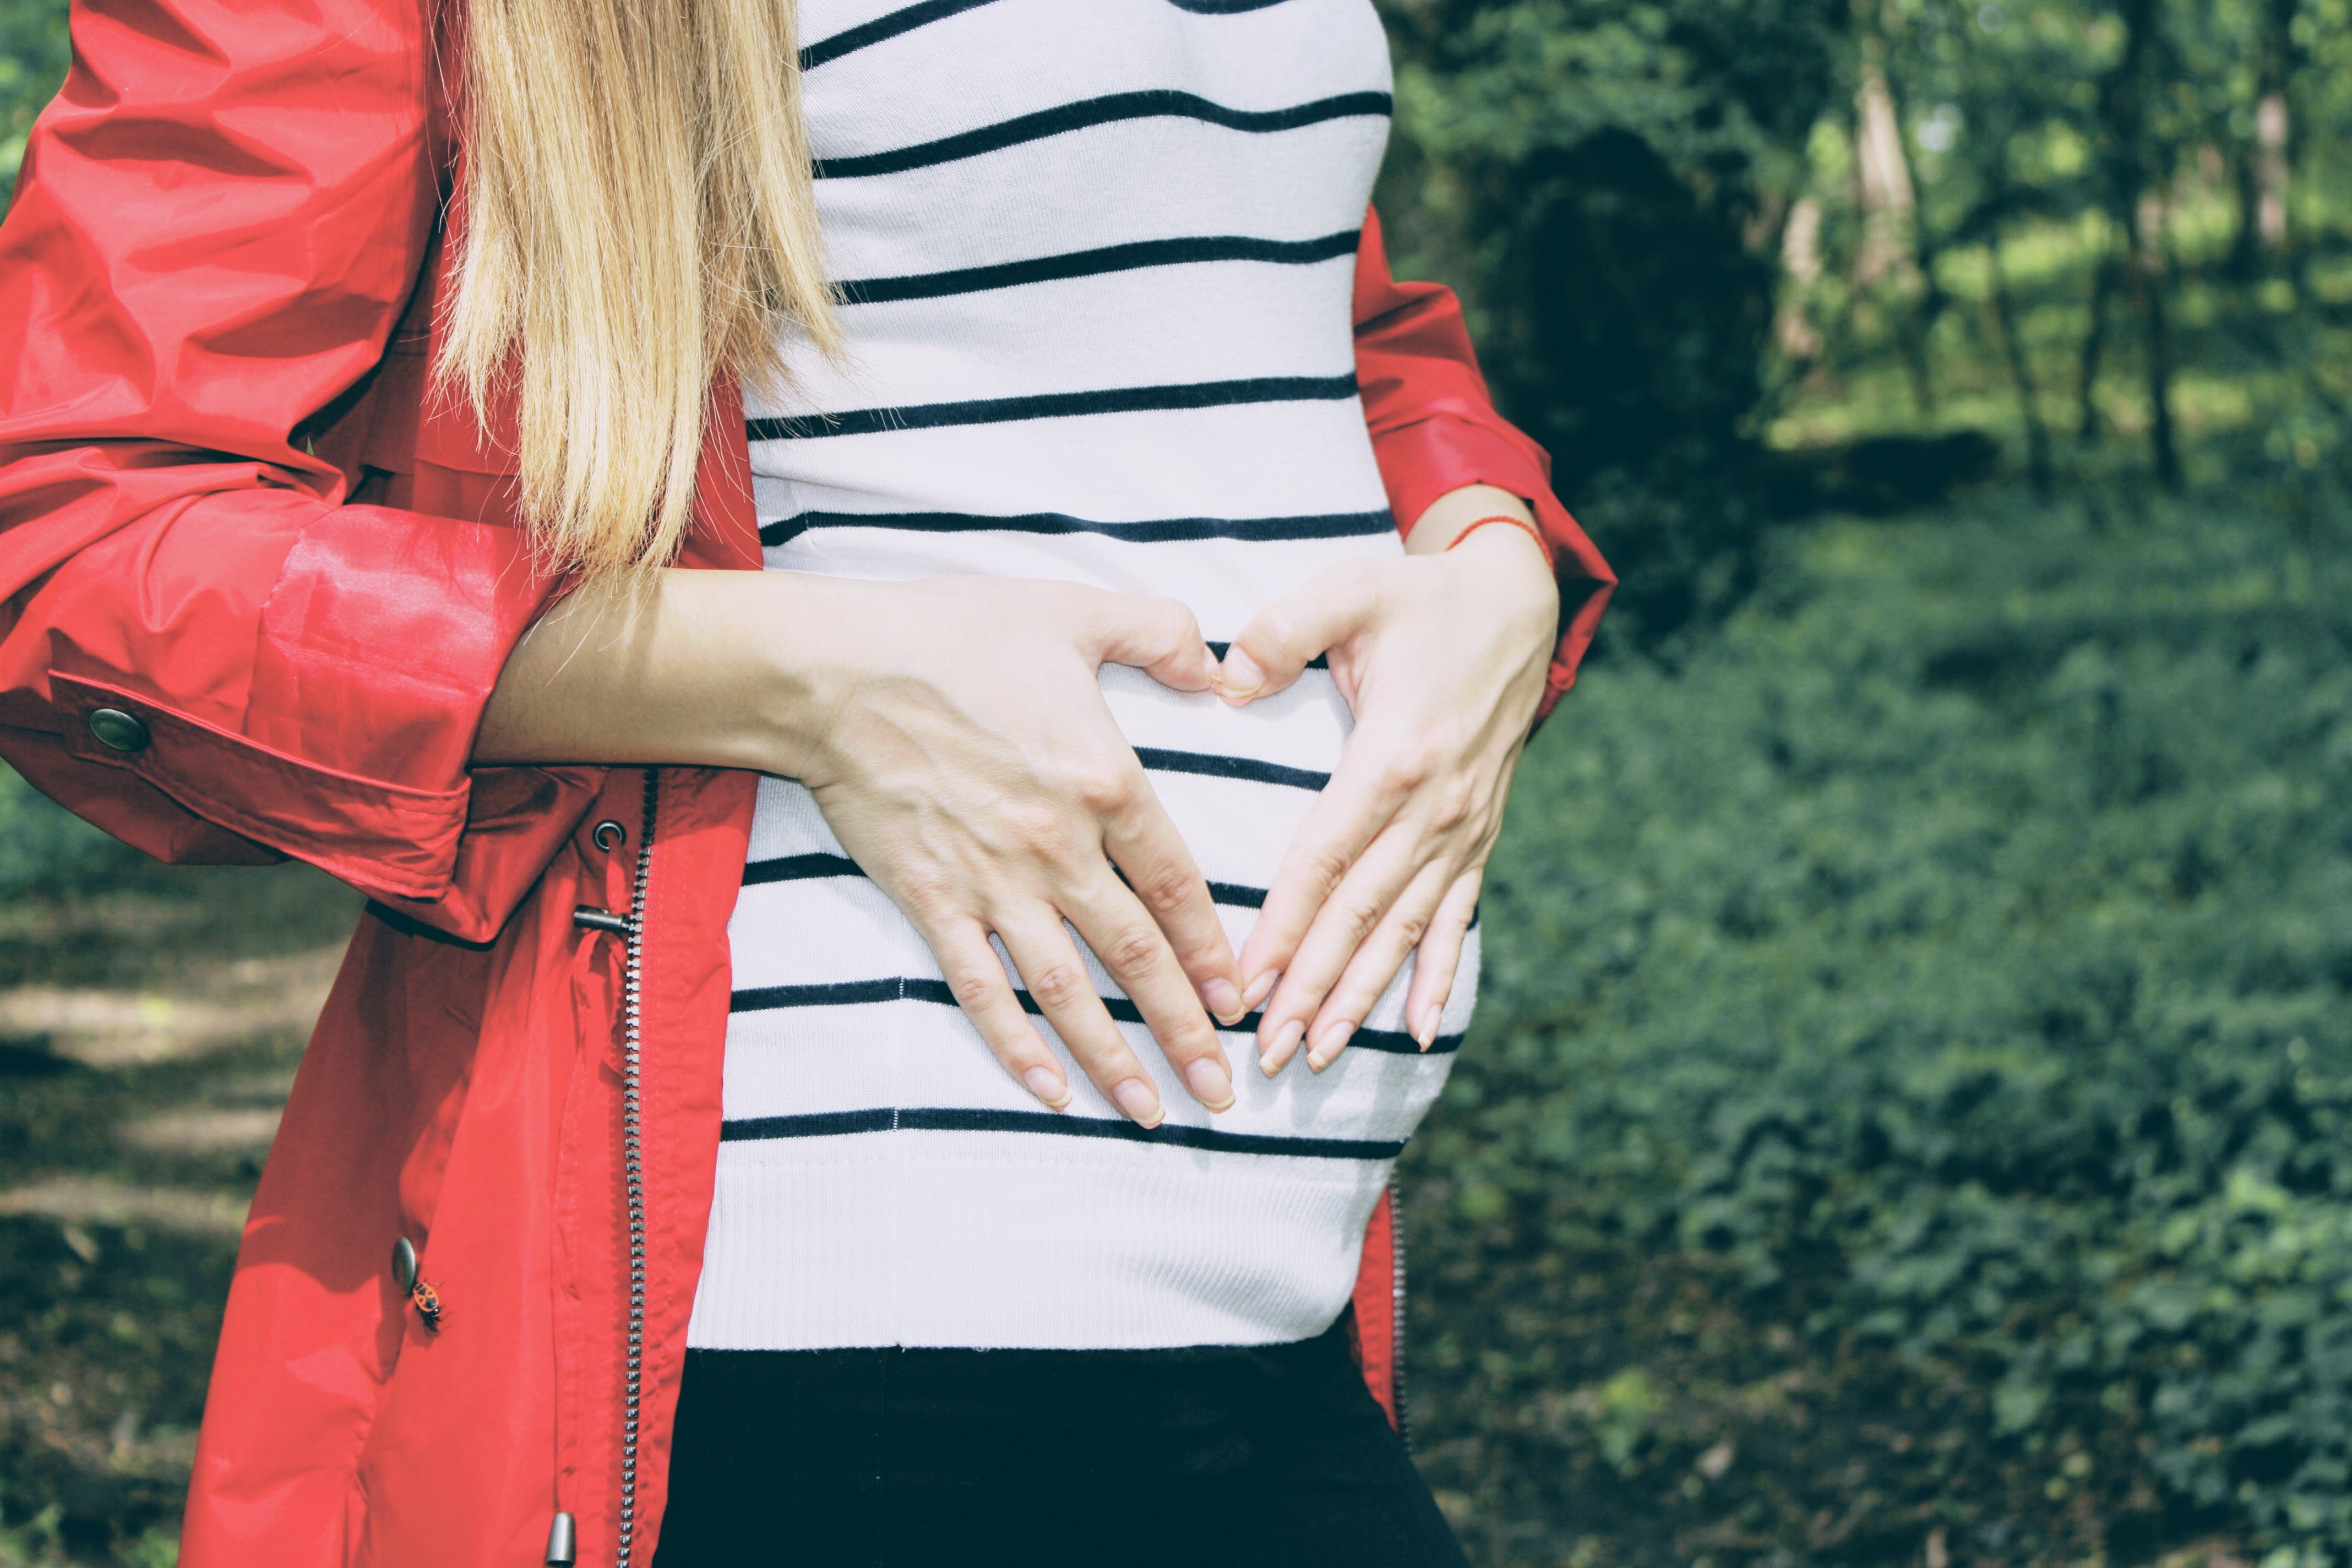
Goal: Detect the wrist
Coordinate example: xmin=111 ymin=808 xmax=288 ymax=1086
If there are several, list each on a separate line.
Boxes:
xmin=1404 ymin=483 xmax=1545 ymax=560
xmin=1443 ymin=521 xmax=1559 ymax=628
xmin=700 ymin=570 xmax=859 ymax=780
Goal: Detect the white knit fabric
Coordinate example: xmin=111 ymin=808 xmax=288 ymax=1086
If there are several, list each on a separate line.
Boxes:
xmin=689 ymin=0 xmax=1476 ymax=1353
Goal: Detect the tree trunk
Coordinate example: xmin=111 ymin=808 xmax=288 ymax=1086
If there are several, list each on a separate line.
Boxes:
xmin=2257 ymin=0 xmax=2297 ymax=258
xmin=2226 ymin=2 xmax=2294 ymax=280
xmin=2229 ymin=137 xmax=2263 ymax=281
xmin=2256 ymin=92 xmax=2289 ymax=255
xmin=1776 ymin=198 xmax=1826 ymax=360
xmin=2085 ymin=0 xmax=2178 ymax=486
xmin=2135 ymin=194 xmax=2183 ymax=491
xmin=2078 ymin=247 xmax=2119 ymax=446
xmin=1899 ymin=126 xmax=1945 ymax=421
xmin=1853 ymin=55 xmax=1917 ymax=289
xmin=1989 ymin=238 xmax=2054 ymax=496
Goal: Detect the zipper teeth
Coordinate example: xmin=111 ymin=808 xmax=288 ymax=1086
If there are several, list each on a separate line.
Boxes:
xmin=614 ymin=770 xmax=660 ymax=1568
xmin=1390 ymin=1176 xmax=1410 ymax=1453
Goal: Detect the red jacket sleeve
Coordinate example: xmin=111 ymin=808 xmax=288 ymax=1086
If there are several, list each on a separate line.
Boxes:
xmin=0 ymin=0 xmax=593 ymax=939
xmin=1352 ymin=208 xmax=1615 ymax=722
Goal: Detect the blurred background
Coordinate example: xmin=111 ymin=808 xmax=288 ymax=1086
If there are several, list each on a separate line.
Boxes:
xmin=2 ymin=0 xmax=2350 ymax=1562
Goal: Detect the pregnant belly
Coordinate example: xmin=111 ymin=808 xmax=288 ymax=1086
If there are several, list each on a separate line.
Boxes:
xmin=723 ymin=650 xmax=1471 ymax=1128
xmin=695 ymin=553 xmax=1476 ymax=1351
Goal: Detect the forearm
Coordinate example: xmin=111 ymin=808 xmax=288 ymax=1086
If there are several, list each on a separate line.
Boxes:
xmin=475 ymin=569 xmax=816 ymax=772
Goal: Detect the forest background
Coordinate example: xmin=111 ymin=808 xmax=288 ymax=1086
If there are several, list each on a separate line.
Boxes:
xmin=2 ymin=0 xmax=2350 ymax=1564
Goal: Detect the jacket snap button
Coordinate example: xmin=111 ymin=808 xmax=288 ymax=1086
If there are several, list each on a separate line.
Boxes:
xmin=86 ymin=707 xmax=150 ymax=753
xmin=391 ymin=1236 xmax=419 ymax=1293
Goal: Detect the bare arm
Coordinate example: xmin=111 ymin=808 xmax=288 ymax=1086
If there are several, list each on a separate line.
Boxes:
xmin=479 ymin=571 xmax=810 ymax=772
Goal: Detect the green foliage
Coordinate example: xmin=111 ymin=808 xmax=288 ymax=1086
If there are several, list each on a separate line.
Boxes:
xmin=1378 ymin=0 xmax=2352 ymax=655
xmin=1377 ymin=0 xmax=1849 ymax=644
xmin=0 ymin=767 xmax=150 ymax=901
xmin=1411 ymin=484 xmax=2352 ymax=1561
xmin=0 ymin=0 xmax=66 ymax=199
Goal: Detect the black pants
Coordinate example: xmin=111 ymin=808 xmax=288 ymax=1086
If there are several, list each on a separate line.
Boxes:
xmin=654 ymin=1315 xmax=1468 ymax=1568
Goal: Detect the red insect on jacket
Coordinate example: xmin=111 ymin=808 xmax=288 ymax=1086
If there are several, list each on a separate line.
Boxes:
xmin=0 ymin=1 xmax=1614 ymax=1562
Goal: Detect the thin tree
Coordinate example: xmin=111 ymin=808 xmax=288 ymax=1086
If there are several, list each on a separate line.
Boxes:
xmin=2230 ymin=0 xmax=2299 ymax=279
xmin=2079 ymin=0 xmax=2181 ymax=489
xmin=1987 ymin=228 xmax=2054 ymax=496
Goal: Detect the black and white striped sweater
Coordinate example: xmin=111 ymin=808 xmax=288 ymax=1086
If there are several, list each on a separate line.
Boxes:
xmin=687 ymin=0 xmax=1477 ymax=1353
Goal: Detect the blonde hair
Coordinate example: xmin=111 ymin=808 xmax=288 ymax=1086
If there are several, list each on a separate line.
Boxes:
xmin=440 ymin=0 xmax=840 ymax=575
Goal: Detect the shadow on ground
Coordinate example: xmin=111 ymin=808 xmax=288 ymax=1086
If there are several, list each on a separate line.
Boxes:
xmin=0 ymin=864 xmax=358 ymax=1566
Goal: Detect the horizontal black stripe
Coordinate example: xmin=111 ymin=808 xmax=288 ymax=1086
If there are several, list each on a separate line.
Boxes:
xmin=800 ymin=0 xmax=1004 ymax=70
xmin=737 ymin=869 xmax=1473 ymax=931
xmin=839 ymin=231 xmax=1360 ymax=304
xmin=729 ymin=975 xmax=1460 ymax=1056
xmin=742 ymin=852 xmax=863 ymax=886
xmin=802 ymin=0 xmax=1304 ymax=72
xmin=721 ymin=1105 xmax=1404 ymax=1159
xmin=747 ymin=374 xmax=1358 ymax=442
xmin=742 ymin=859 xmax=1273 ymax=911
xmin=815 ymin=90 xmax=1392 ymax=180
xmin=737 ymin=978 xmax=932 ymax=1010
xmin=1131 ymin=746 xmax=1329 ymax=791
xmin=1201 ymin=641 xmax=1331 ymax=672
xmin=1205 ymin=880 xmax=1265 ymax=910
xmin=760 ymin=507 xmax=1389 ymax=548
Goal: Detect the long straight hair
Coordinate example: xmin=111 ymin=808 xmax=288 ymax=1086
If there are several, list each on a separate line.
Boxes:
xmin=440 ymin=0 xmax=840 ymax=576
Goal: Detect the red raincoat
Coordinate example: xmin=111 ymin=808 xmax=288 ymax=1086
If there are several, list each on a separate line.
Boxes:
xmin=0 ymin=1 xmax=1614 ymax=1562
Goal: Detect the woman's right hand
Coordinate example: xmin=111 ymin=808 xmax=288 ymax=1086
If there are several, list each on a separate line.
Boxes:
xmin=786 ymin=574 xmax=1248 ymax=1124
xmin=478 ymin=569 xmax=1246 ymax=1124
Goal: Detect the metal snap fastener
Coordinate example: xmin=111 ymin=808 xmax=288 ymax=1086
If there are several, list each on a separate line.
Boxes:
xmin=591 ymin=819 xmax=627 ymax=853
xmin=391 ymin=1236 xmax=419 ymax=1293
xmin=86 ymin=707 xmax=150 ymax=753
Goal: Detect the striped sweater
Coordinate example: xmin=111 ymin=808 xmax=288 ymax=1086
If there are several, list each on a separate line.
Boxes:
xmin=685 ymin=0 xmax=1477 ymax=1353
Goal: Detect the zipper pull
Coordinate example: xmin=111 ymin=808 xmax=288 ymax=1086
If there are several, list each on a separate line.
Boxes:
xmin=573 ymin=906 xmax=631 ymax=936
xmin=545 ymin=1511 xmax=578 ymax=1565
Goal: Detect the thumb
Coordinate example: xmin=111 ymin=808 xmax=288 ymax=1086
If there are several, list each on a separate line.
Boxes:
xmin=1090 ymin=592 xmax=1217 ymax=693
xmin=1216 ymin=564 xmax=1384 ymax=706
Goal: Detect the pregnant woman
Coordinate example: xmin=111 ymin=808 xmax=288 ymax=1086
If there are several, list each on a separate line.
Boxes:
xmin=0 ymin=0 xmax=1611 ymax=1564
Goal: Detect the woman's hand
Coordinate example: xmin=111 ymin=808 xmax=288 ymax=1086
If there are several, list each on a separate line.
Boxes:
xmin=792 ymin=576 xmax=1248 ymax=1124
xmin=1211 ymin=490 xmax=1558 ymax=1075
xmin=479 ymin=570 xmax=1248 ymax=1124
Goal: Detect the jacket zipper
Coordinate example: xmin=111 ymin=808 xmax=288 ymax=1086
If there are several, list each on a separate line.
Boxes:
xmin=613 ymin=769 xmax=660 ymax=1568
xmin=555 ymin=773 xmax=662 ymax=1567
xmin=1390 ymin=1176 xmax=1410 ymax=1452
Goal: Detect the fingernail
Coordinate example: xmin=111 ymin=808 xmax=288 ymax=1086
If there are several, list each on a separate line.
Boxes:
xmin=1185 ymin=1056 xmax=1235 ymax=1112
xmin=1204 ymin=978 xmax=1246 ymax=1027
xmin=1218 ymin=648 xmax=1265 ymax=700
xmin=1414 ymin=1010 xmax=1439 ymax=1052
xmin=1240 ymin=971 xmax=1278 ymax=1012
xmin=1308 ymin=1021 xmax=1354 ymax=1072
xmin=1024 ymin=1066 xmax=1072 ymax=1110
xmin=1260 ymin=1018 xmax=1305 ymax=1076
xmin=1112 ymin=1078 xmax=1164 ymax=1128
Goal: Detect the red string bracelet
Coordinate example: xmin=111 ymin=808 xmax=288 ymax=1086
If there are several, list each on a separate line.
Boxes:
xmin=1443 ymin=512 xmax=1554 ymax=569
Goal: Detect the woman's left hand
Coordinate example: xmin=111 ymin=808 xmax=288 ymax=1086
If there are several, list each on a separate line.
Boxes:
xmin=1212 ymin=488 xmax=1560 ymax=1074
